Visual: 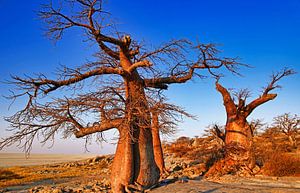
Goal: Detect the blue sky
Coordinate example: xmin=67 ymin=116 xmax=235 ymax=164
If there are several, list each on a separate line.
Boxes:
xmin=0 ymin=0 xmax=299 ymax=154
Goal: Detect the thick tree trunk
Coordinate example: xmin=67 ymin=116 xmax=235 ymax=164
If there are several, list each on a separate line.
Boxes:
xmin=110 ymin=69 xmax=159 ymax=192
xmin=110 ymin=127 xmax=134 ymax=192
xmin=127 ymin=78 xmax=160 ymax=189
xmin=224 ymin=119 xmax=255 ymax=173
xmin=205 ymin=117 xmax=255 ymax=178
xmin=151 ymin=112 xmax=167 ymax=174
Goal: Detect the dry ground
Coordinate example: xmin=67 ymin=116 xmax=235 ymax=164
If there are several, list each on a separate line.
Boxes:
xmin=0 ymin=153 xmax=96 ymax=167
xmin=0 ymin=154 xmax=300 ymax=193
xmin=0 ymin=133 xmax=299 ymax=192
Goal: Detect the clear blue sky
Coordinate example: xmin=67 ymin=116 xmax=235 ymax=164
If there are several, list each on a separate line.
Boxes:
xmin=0 ymin=0 xmax=299 ymax=154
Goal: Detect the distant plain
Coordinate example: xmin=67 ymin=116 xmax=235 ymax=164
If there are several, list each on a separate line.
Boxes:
xmin=0 ymin=153 xmax=96 ymax=167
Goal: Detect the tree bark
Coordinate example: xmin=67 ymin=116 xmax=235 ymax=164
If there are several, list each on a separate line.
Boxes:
xmin=224 ymin=117 xmax=255 ymax=172
xmin=110 ymin=127 xmax=134 ymax=192
xmin=151 ymin=112 xmax=167 ymax=174
xmin=205 ymin=116 xmax=255 ymax=178
xmin=127 ymin=78 xmax=160 ymax=190
xmin=110 ymin=52 xmax=159 ymax=192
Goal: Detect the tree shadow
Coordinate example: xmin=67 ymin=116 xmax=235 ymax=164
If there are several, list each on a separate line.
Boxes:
xmin=150 ymin=178 xmax=220 ymax=192
xmin=203 ymin=188 xmax=219 ymax=193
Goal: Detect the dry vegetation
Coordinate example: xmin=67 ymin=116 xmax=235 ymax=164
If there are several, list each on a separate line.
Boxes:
xmin=254 ymin=133 xmax=300 ymax=177
xmin=262 ymin=153 xmax=300 ymax=177
xmin=165 ymin=130 xmax=300 ymax=178
xmin=0 ymin=156 xmax=112 ymax=190
xmin=0 ymin=130 xmax=299 ymax=192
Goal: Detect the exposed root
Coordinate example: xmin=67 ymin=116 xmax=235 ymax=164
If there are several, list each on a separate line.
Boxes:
xmin=126 ymin=181 xmax=162 ymax=193
xmin=205 ymin=143 xmax=255 ymax=179
xmin=126 ymin=182 xmax=143 ymax=192
xmin=159 ymin=168 xmax=170 ymax=180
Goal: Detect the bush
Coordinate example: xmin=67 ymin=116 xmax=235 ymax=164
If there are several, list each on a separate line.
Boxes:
xmin=262 ymin=153 xmax=300 ymax=176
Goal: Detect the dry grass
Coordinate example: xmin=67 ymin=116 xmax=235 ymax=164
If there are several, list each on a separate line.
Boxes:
xmin=0 ymin=158 xmax=111 ymax=188
xmin=166 ymin=133 xmax=300 ymax=177
xmin=0 ymin=165 xmax=79 ymax=187
xmin=262 ymin=153 xmax=300 ymax=177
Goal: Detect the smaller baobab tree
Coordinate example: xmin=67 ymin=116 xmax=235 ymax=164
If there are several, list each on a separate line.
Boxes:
xmin=205 ymin=68 xmax=295 ymax=177
xmin=249 ymin=118 xmax=265 ymax=137
xmin=272 ymin=113 xmax=300 ymax=148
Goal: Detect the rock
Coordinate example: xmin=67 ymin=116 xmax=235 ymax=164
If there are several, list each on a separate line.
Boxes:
xmin=85 ymin=185 xmax=93 ymax=189
xmin=176 ymin=176 xmax=189 ymax=183
xmin=173 ymin=165 xmax=183 ymax=172
xmin=252 ymin=165 xmax=261 ymax=174
xmin=166 ymin=174 xmax=178 ymax=180
xmin=181 ymin=162 xmax=188 ymax=169
xmin=192 ymin=138 xmax=203 ymax=147
xmin=52 ymin=189 xmax=62 ymax=193
xmin=93 ymin=156 xmax=104 ymax=163
xmin=76 ymin=187 xmax=85 ymax=192
xmin=189 ymin=160 xmax=201 ymax=166
xmin=190 ymin=174 xmax=201 ymax=179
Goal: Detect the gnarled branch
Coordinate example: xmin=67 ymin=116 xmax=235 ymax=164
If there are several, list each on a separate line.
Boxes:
xmin=74 ymin=118 xmax=123 ymax=138
xmin=246 ymin=68 xmax=295 ymax=116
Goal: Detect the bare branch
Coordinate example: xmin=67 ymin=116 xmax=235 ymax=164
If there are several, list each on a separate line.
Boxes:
xmin=128 ymin=60 xmax=152 ymax=73
xmin=11 ymin=66 xmax=125 ymax=96
xmin=215 ymin=81 xmax=236 ymax=116
xmin=246 ymin=68 xmax=295 ymax=115
xmin=74 ymin=118 xmax=123 ymax=138
xmin=144 ymin=43 xmax=245 ymax=89
xmin=262 ymin=67 xmax=296 ymax=95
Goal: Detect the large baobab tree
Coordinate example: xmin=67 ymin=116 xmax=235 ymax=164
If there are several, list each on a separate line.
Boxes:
xmin=0 ymin=0 xmax=241 ymax=192
xmin=205 ymin=68 xmax=295 ymax=177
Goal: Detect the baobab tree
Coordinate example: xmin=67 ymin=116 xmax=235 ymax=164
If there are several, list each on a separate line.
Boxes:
xmin=272 ymin=113 xmax=300 ymax=148
xmin=205 ymin=68 xmax=295 ymax=177
xmin=0 ymin=0 xmax=241 ymax=192
xmin=249 ymin=119 xmax=265 ymax=136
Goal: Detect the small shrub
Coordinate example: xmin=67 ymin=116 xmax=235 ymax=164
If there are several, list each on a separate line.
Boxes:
xmin=262 ymin=153 xmax=300 ymax=176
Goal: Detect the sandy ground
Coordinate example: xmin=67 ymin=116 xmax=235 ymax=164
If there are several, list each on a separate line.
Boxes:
xmin=0 ymin=153 xmax=96 ymax=167
xmin=1 ymin=154 xmax=300 ymax=193
xmin=150 ymin=176 xmax=300 ymax=193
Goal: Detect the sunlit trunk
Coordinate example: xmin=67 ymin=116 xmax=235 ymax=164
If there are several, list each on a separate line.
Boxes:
xmin=127 ymin=78 xmax=160 ymax=188
xmin=110 ymin=127 xmax=134 ymax=192
xmin=206 ymin=116 xmax=255 ymax=177
xmin=110 ymin=79 xmax=160 ymax=192
xmin=151 ymin=112 xmax=166 ymax=174
xmin=224 ymin=118 xmax=255 ymax=172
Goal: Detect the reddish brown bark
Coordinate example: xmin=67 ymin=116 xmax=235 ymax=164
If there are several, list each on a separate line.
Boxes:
xmin=109 ymin=50 xmax=160 ymax=192
xmin=151 ymin=111 xmax=167 ymax=175
xmin=110 ymin=127 xmax=134 ymax=192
